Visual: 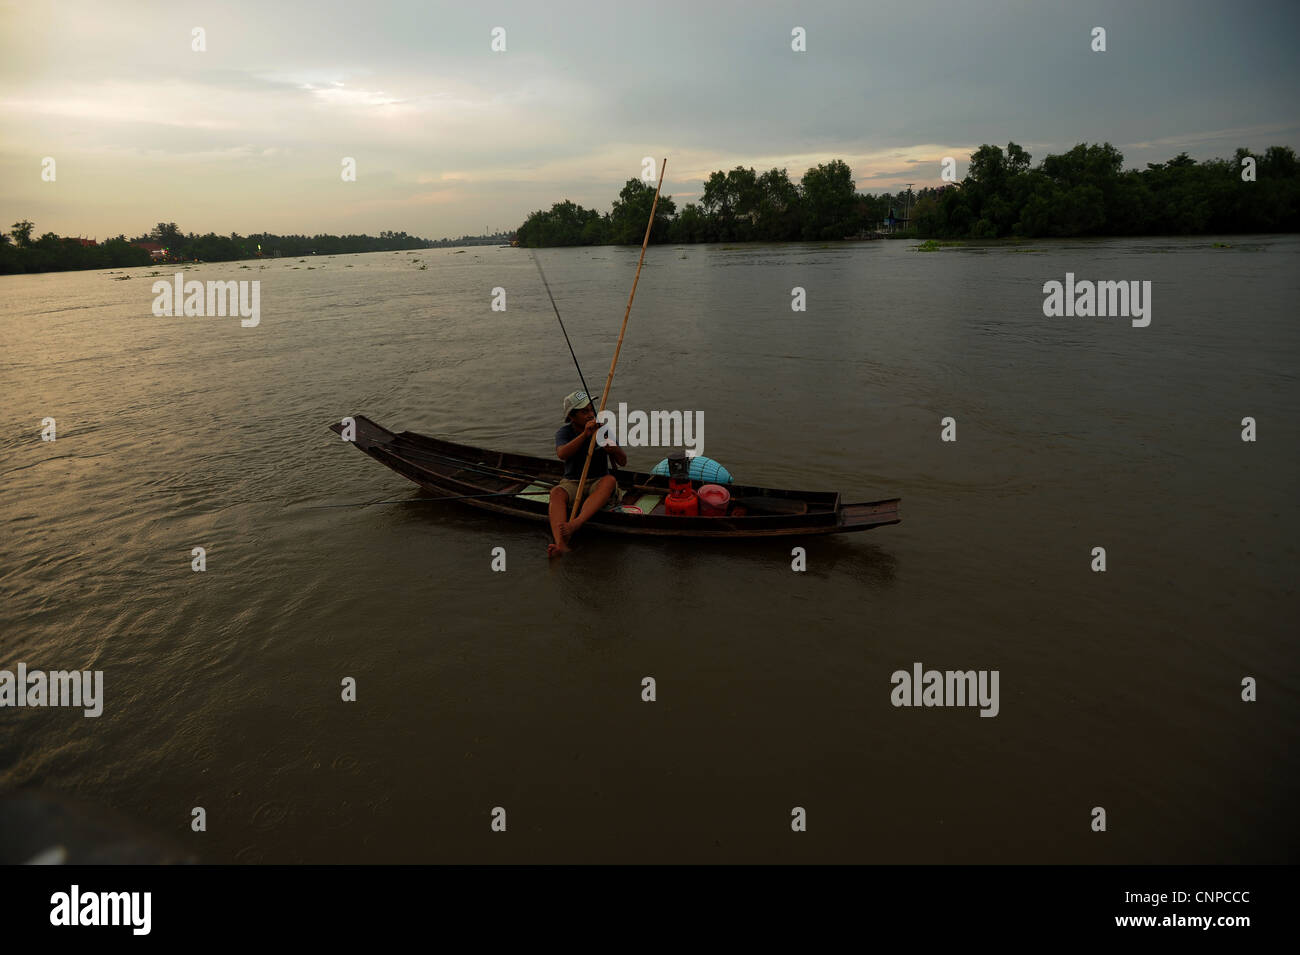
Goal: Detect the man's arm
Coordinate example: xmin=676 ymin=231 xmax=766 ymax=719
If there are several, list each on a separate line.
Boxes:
xmin=556 ymin=421 xmax=596 ymax=461
xmin=557 ymin=421 xmax=626 ymax=467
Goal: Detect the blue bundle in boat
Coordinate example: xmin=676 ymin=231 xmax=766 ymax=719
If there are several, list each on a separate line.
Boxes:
xmin=650 ymin=455 xmax=733 ymax=484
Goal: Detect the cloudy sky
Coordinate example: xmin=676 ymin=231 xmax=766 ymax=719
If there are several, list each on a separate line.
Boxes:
xmin=2 ymin=0 xmax=1297 ymax=240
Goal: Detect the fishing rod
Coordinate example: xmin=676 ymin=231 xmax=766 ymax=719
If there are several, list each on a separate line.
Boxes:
xmin=318 ymin=243 xmax=646 ymax=515
xmin=309 ymin=487 xmax=554 ymax=509
xmin=532 ymin=248 xmax=623 ymax=495
xmin=532 ymin=250 xmax=598 ymax=409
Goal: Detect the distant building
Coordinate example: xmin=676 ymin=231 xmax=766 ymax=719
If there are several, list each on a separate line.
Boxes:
xmin=72 ymin=237 xmax=98 ymax=247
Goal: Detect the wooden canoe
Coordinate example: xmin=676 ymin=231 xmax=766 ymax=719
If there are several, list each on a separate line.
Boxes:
xmin=330 ymin=415 xmax=900 ymax=538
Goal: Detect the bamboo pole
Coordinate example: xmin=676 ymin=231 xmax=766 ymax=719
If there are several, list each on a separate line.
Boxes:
xmin=570 ymin=157 xmax=668 ymax=520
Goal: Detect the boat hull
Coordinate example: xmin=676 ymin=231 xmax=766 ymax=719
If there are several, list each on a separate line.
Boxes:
xmin=330 ymin=415 xmax=900 ymax=538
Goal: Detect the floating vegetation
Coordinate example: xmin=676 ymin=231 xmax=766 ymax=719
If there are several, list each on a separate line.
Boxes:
xmin=914 ymin=239 xmax=942 ymax=252
xmin=452 ymin=250 xmax=466 ymax=254
xmin=418 ymin=264 xmax=427 ymax=270
xmin=1213 ymin=242 xmax=1232 ymax=248
xmin=113 ymin=275 xmax=132 ymax=280
xmin=345 ymin=264 xmax=354 ymax=268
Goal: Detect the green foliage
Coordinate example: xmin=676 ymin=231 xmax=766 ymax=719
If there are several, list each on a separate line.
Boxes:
xmin=755 ymin=168 xmax=802 ymax=239
xmin=518 ymin=182 xmax=675 ymax=247
xmin=0 ymin=228 xmax=153 ymax=273
xmin=150 ymin=221 xmax=183 ymax=245
xmin=668 ymin=202 xmax=709 ymax=243
xmin=609 ymin=178 xmax=675 ymax=244
xmin=700 ymin=166 xmax=758 ymax=240
xmin=922 ymin=141 xmax=1300 ymax=239
xmin=522 ymin=159 xmax=901 ymax=246
xmin=516 ymin=200 xmax=605 ymax=247
xmin=799 ymin=160 xmax=857 ymax=239
xmin=10 ymin=219 xmax=35 ymax=246
xmin=231 ymin=230 xmax=431 ymax=258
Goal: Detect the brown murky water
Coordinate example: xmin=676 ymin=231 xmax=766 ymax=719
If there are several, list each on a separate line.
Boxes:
xmin=1 ymin=237 xmax=1296 ymax=862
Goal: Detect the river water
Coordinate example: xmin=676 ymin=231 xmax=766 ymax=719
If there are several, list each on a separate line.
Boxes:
xmin=1 ymin=237 xmax=1296 ymax=862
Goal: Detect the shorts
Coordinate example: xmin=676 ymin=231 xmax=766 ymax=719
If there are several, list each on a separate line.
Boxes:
xmin=556 ymin=476 xmax=622 ymax=508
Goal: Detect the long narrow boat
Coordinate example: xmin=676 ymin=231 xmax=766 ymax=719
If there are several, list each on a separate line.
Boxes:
xmin=330 ymin=415 xmax=900 ymax=538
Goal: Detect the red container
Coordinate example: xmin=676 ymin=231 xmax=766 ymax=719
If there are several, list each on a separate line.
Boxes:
xmin=664 ymin=478 xmax=699 ymax=517
xmin=697 ymin=483 xmax=731 ymax=516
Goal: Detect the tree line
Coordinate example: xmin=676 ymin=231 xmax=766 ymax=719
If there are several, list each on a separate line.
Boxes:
xmin=6 ymin=142 xmax=1295 ymax=273
xmin=0 ymin=221 xmax=153 ymax=273
xmin=515 ymin=143 xmax=1300 ymax=246
xmin=515 ymin=162 xmax=864 ymax=246
xmin=0 ymin=221 xmax=435 ymax=275
xmin=141 ymin=225 xmax=435 ymax=260
xmin=913 ymin=143 xmax=1299 ymax=238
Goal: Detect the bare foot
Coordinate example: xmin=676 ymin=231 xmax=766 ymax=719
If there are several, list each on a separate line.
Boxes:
xmin=559 ymin=519 xmax=582 ymax=540
xmin=546 ymin=541 xmax=569 ymax=558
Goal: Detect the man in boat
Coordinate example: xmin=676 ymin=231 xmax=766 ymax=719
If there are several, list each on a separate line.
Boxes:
xmin=549 ymin=390 xmax=626 ymax=557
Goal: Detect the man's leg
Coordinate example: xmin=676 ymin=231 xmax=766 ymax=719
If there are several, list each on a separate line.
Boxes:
xmin=566 ymin=475 xmax=616 ymax=535
xmin=547 ymin=485 xmax=572 ymax=557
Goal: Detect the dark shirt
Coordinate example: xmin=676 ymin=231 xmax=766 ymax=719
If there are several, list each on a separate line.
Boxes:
xmin=555 ymin=423 xmax=610 ymax=480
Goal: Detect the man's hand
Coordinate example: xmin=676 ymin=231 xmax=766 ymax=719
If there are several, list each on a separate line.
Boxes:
xmin=603 ymin=441 xmax=628 ymax=467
